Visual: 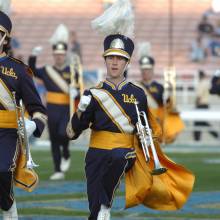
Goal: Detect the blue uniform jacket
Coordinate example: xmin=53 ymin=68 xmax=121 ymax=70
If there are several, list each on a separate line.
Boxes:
xmin=0 ymin=53 xmax=47 ymax=171
xmin=28 ymin=55 xmax=79 ymax=138
xmin=141 ymin=81 xmax=164 ymax=106
xmin=70 ymin=79 xmax=149 ymax=139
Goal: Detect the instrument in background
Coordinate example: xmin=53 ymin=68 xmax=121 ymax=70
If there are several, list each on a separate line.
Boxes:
xmin=69 ymin=54 xmax=84 ymax=120
xmin=69 ymin=63 xmax=76 ymax=119
xmin=163 ymin=66 xmax=177 ymax=112
xmin=134 ymin=101 xmax=167 ymax=175
xmin=12 ymin=92 xmax=39 ymax=192
xmin=75 ymin=54 xmax=84 ymax=97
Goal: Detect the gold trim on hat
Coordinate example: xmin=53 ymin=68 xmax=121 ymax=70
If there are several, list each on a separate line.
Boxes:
xmin=103 ymin=48 xmax=130 ymax=59
xmin=0 ymin=26 xmax=10 ymax=37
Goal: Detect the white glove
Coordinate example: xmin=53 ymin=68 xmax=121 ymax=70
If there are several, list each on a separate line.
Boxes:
xmin=69 ymin=88 xmax=78 ymax=99
xmin=25 ymin=118 xmax=37 ymax=138
xmin=18 ymin=118 xmax=37 ymax=138
xmin=78 ymin=95 xmax=92 ymax=112
xmin=32 ymin=46 xmax=43 ymax=56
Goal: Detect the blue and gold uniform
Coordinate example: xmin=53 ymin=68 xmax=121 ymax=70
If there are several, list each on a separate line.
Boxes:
xmin=0 ymin=35 xmax=47 ymax=212
xmin=137 ymin=55 xmax=184 ymax=143
xmin=28 ymin=52 xmax=79 ymax=173
xmin=66 ymin=26 xmax=194 ymax=218
xmin=68 ymin=78 xmax=194 ymax=219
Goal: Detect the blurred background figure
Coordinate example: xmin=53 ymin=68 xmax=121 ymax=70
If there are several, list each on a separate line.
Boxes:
xmin=194 ymin=70 xmax=218 ymax=141
xmin=197 ymin=15 xmax=214 ymax=38
xmin=136 ymin=42 xmax=184 ymax=144
xmin=189 ymin=35 xmax=207 ymax=62
xmin=28 ymin=24 xmax=80 ymax=180
xmin=210 ymin=69 xmax=220 ymax=95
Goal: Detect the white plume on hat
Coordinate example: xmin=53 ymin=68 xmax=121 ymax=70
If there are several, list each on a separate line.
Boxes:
xmin=0 ymin=0 xmax=11 ymax=15
xmin=49 ymin=24 xmax=69 ymax=45
xmin=137 ymin=42 xmax=152 ymax=59
xmin=91 ymin=0 xmax=134 ymax=38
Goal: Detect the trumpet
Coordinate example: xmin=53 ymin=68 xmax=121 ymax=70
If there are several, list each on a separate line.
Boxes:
xmin=12 ymin=92 xmax=38 ymax=169
xmin=134 ymin=102 xmax=167 ymax=175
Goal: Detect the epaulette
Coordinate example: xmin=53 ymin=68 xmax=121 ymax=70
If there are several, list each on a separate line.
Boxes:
xmin=9 ymin=56 xmax=34 ymax=77
xmin=129 ymin=81 xmax=145 ymax=92
xmin=9 ymin=56 xmax=24 ymax=64
xmin=90 ymin=81 xmax=103 ymax=89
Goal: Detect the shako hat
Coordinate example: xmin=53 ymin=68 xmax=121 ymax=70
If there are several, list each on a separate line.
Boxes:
xmin=0 ymin=11 xmax=12 ymax=37
xmin=103 ymin=34 xmax=134 ymax=60
xmin=139 ymin=56 xmax=155 ymax=69
xmin=49 ymin=24 xmax=69 ymax=54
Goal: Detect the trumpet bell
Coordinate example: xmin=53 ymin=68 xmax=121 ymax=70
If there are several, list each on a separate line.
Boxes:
xmin=151 ymin=167 xmax=167 ymax=175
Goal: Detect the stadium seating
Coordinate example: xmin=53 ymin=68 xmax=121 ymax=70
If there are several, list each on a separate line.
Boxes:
xmin=11 ymin=0 xmax=218 ymax=79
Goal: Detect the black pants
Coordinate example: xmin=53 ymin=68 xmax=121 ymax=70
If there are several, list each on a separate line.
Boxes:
xmin=0 ymin=172 xmax=14 ymax=211
xmin=50 ymin=137 xmax=70 ymax=172
xmin=194 ymin=104 xmax=218 ymax=141
xmin=47 ymin=104 xmax=70 ymax=172
xmin=85 ymin=147 xmax=136 ymax=220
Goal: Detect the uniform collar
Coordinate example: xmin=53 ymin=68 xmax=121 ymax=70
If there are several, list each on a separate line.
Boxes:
xmin=104 ymin=78 xmax=128 ymax=90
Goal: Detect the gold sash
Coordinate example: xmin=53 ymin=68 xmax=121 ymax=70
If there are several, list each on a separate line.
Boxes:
xmin=90 ymin=130 xmax=134 ymax=150
xmin=0 ymin=110 xmax=17 ymax=128
xmin=46 ymin=92 xmax=69 ymax=105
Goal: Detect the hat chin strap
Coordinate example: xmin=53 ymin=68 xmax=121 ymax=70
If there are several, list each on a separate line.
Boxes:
xmin=0 ymin=33 xmax=6 ymax=47
xmin=122 ymin=61 xmax=129 ymax=76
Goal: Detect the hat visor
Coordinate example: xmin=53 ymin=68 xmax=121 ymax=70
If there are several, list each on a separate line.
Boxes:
xmin=103 ymin=49 xmax=130 ymax=59
xmin=140 ymin=64 xmax=153 ymax=69
xmin=53 ymin=50 xmax=67 ymax=55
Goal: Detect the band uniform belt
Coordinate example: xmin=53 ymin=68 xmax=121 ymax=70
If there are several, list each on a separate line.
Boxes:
xmin=46 ymin=92 xmax=69 ymax=105
xmin=90 ymin=130 xmax=135 ymax=150
xmin=0 ymin=110 xmax=17 ymax=128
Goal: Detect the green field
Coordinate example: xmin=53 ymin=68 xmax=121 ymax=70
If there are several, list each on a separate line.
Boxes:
xmin=2 ymin=149 xmax=220 ymax=219
xmin=32 ymin=150 xmax=220 ymax=191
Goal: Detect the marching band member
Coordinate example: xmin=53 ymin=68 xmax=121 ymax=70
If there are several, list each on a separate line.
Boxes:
xmin=28 ymin=24 xmax=80 ymax=180
xmin=0 ymin=10 xmax=47 ymax=220
xmin=67 ymin=1 xmax=195 ymax=219
xmin=136 ymin=42 xmax=185 ymax=143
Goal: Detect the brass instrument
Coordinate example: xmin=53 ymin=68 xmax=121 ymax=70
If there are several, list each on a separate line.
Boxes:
xmin=69 ymin=63 xmax=76 ymax=119
xmin=164 ymin=66 xmax=177 ymax=112
xmin=134 ymin=101 xmax=167 ymax=175
xmin=69 ymin=54 xmax=84 ymax=119
xmin=12 ymin=92 xmax=39 ymax=192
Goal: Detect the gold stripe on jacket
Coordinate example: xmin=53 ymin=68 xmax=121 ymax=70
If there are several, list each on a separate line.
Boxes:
xmin=0 ymin=110 xmax=17 ymax=128
xmin=46 ymin=92 xmax=69 ymax=105
xmin=89 ymin=130 xmax=135 ymax=150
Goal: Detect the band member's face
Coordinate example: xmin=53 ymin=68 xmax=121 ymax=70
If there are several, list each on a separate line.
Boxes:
xmin=141 ymin=68 xmax=154 ymax=82
xmin=53 ymin=53 xmax=66 ymax=67
xmin=105 ymin=55 xmax=127 ymax=79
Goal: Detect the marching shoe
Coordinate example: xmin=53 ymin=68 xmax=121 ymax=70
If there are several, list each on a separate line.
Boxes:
xmin=97 ymin=204 xmax=111 ymax=220
xmin=3 ymin=201 xmax=18 ymax=220
xmin=60 ymin=157 xmax=71 ymax=172
xmin=49 ymin=172 xmax=65 ymax=180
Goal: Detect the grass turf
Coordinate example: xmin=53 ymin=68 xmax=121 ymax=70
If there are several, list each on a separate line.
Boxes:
xmin=5 ymin=149 xmax=220 ymax=219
